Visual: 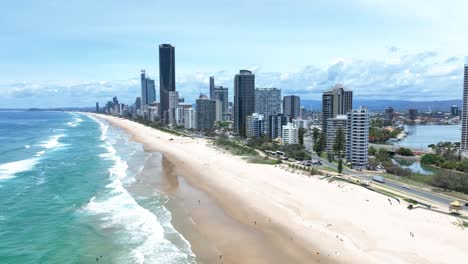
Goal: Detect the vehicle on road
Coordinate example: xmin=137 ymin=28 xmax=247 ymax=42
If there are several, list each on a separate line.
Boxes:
xmin=403 ymin=185 xmax=411 ymax=189
xmin=372 ymin=175 xmax=386 ymax=183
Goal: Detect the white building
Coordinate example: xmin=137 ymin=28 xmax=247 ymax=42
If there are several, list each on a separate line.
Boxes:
xmin=215 ymin=99 xmax=223 ymax=122
xmin=174 ymin=107 xmax=185 ymax=126
xmin=326 ymin=115 xmax=347 ymax=153
xmin=462 ymin=65 xmax=468 ymax=150
xmin=148 ymin=106 xmax=159 ymax=122
xmin=292 ymin=119 xmax=309 ymax=130
xmin=184 ymin=108 xmax=196 ymax=129
xmin=346 ymin=107 xmax=369 ymax=169
xmin=282 ymin=122 xmax=298 ymax=145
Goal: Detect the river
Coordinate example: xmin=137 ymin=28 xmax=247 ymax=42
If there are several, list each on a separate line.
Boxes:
xmin=395 ymin=124 xmax=461 ymax=151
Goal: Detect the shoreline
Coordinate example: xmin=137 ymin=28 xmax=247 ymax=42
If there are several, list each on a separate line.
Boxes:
xmin=90 ymin=113 xmax=468 ymax=264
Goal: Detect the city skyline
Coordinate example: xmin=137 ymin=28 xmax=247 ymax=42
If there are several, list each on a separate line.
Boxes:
xmin=2 ymin=0 xmax=468 ymax=108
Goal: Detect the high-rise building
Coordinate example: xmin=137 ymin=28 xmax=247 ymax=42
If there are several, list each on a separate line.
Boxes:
xmin=283 ymin=95 xmax=300 ymax=119
xmin=246 ymin=113 xmax=265 ymax=138
xmin=322 ymin=84 xmax=353 ymax=137
xmin=196 ymin=95 xmax=216 ymax=130
xmin=255 ymin=88 xmax=282 ymax=118
xmin=234 ymin=70 xmax=255 ymax=137
xmin=168 ymin=91 xmax=179 ymax=125
xmin=326 ymin=115 xmax=347 ymax=153
xmin=159 ymin=44 xmax=176 ymax=121
xmin=451 ymin=105 xmax=459 ymax=117
xmin=462 ymin=65 xmax=468 ymax=150
xmin=213 ymin=86 xmax=229 ymax=121
xmin=268 ymin=114 xmax=291 ymax=139
xmin=384 ymin=107 xmax=394 ymax=120
xmin=184 ymin=108 xmax=196 ymax=129
xmin=140 ymin=70 xmax=156 ymax=109
xmin=408 ymin=109 xmax=418 ymax=121
xmin=282 ymin=122 xmax=298 ymax=145
xmin=135 ymin=97 xmax=142 ymax=111
xmin=95 ymin=102 xmax=99 ymax=113
xmin=346 ymin=107 xmax=369 ymax=169
xmin=209 ymin=76 xmax=215 ymax=100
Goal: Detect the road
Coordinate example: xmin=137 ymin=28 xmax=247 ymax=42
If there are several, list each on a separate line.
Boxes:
xmin=303 ymin=136 xmax=465 ymax=207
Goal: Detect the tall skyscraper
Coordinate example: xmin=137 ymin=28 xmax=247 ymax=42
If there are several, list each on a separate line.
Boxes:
xmin=209 ymin=76 xmax=215 ymax=100
xmin=461 ymin=65 xmax=468 ymax=150
xmin=184 ymin=108 xmax=196 ymax=129
xmin=322 ymin=84 xmax=353 ymax=137
xmin=234 ymin=70 xmax=255 ymax=137
xmin=141 ymin=70 xmax=156 ymax=109
xmin=283 ymin=95 xmax=300 ymax=119
xmin=159 ymin=44 xmax=176 ymax=121
xmin=95 ymin=102 xmax=99 ymax=113
xmin=255 ymin=88 xmax=282 ymax=118
xmin=168 ymin=91 xmax=179 ymax=125
xmin=213 ymin=86 xmax=229 ymax=120
xmin=346 ymin=107 xmax=369 ymax=169
xmin=268 ymin=114 xmax=291 ymax=139
xmin=196 ymin=95 xmax=216 ymax=130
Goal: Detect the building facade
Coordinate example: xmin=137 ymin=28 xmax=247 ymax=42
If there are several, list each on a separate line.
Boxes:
xmin=159 ymin=44 xmax=176 ymax=122
xmin=283 ymin=95 xmax=300 ymax=119
xmin=255 ymin=88 xmax=282 ymax=118
xmin=346 ymin=107 xmax=369 ymax=169
xmin=234 ymin=70 xmax=255 ymax=137
xmin=322 ymin=84 xmax=353 ymax=137
xmin=408 ymin=109 xmax=418 ymax=121
xmin=184 ymin=108 xmax=196 ymax=129
xmin=213 ymin=86 xmax=229 ymax=121
xmin=196 ymin=95 xmax=216 ymax=130
xmin=326 ymin=115 xmax=347 ymax=153
xmin=282 ymin=122 xmax=298 ymax=145
xmin=246 ymin=113 xmax=265 ymax=138
xmin=384 ymin=107 xmax=394 ymax=121
xmin=451 ymin=105 xmax=459 ymax=117
xmin=140 ymin=70 xmax=156 ymax=111
xmin=462 ymin=65 xmax=468 ymax=150
xmin=268 ymin=114 xmax=291 ymax=139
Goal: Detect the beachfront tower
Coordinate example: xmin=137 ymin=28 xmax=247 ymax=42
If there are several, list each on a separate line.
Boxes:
xmin=159 ymin=44 xmax=176 ymax=123
xmin=322 ymin=84 xmax=353 ymax=137
xmin=234 ymin=70 xmax=255 ymax=137
xmin=461 ymin=65 xmax=468 ymax=150
xmin=346 ymin=107 xmax=369 ymax=169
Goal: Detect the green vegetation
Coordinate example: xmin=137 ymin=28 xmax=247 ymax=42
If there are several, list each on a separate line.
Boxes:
xmin=313 ymin=131 xmax=326 ymax=157
xmin=247 ymin=156 xmax=282 ymax=165
xmin=368 ymin=148 xmax=411 ymax=176
xmin=396 ymin=147 xmax=414 ymax=156
xmin=215 ymin=137 xmax=257 ymax=156
xmin=247 ymin=136 xmax=311 ymax=161
xmin=431 ymin=172 xmax=468 ymax=194
xmin=422 ymin=142 xmax=468 ymax=173
xmin=369 ymin=126 xmax=403 ymax=144
xmin=298 ymin=127 xmax=305 ymax=145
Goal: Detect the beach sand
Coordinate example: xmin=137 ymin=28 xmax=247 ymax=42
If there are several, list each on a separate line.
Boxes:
xmin=92 ymin=114 xmax=468 ymax=264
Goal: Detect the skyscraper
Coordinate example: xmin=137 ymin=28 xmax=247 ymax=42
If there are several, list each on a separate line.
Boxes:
xmin=322 ymin=84 xmax=353 ymax=137
xmin=159 ymin=44 xmax=176 ymax=122
xmin=408 ymin=109 xmax=418 ymax=121
xmin=268 ymin=114 xmax=291 ymax=139
xmin=141 ymin=70 xmax=156 ymax=109
xmin=95 ymin=102 xmax=99 ymax=113
xmin=326 ymin=115 xmax=347 ymax=153
xmin=234 ymin=70 xmax=255 ymax=137
xmin=209 ymin=76 xmax=215 ymax=100
xmin=255 ymin=88 xmax=282 ymax=118
xmin=196 ymin=95 xmax=216 ymax=130
xmin=283 ymin=95 xmax=300 ymax=119
xmin=346 ymin=107 xmax=369 ymax=169
xmin=282 ymin=122 xmax=299 ymax=145
xmin=213 ymin=86 xmax=229 ymax=121
xmin=461 ymin=65 xmax=468 ymax=150
xmin=384 ymin=107 xmax=394 ymax=121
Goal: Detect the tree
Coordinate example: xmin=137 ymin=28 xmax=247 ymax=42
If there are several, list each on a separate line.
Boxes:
xmin=396 ymin=147 xmax=414 ymax=156
xmin=337 ymin=159 xmax=343 ymax=174
xmin=298 ymin=128 xmax=305 ymax=146
xmin=368 ymin=146 xmax=377 ymax=156
xmin=313 ymin=132 xmax=326 ymax=157
xmin=312 ymin=128 xmax=320 ymax=143
xmin=333 ymin=128 xmax=345 ymax=158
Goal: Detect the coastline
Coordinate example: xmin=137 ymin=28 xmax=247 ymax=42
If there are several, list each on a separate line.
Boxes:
xmin=90 ymin=113 xmax=468 ymax=264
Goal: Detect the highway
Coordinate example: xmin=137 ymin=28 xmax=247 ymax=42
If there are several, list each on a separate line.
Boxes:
xmin=303 ymin=137 xmax=466 ymax=208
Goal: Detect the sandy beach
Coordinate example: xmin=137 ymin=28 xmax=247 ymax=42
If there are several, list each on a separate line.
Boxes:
xmin=91 ymin=114 xmax=468 ymax=264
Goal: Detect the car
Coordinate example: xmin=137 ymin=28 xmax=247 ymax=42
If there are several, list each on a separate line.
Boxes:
xmin=402 ymin=185 xmax=411 ymax=189
xmin=465 ymin=202 xmax=468 ymax=207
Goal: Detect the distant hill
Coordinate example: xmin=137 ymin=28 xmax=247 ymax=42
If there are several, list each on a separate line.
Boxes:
xmin=301 ymin=99 xmax=462 ymax=112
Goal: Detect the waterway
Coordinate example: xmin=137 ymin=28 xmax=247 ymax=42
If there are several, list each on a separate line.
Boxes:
xmin=395 ymin=125 xmax=461 ymax=151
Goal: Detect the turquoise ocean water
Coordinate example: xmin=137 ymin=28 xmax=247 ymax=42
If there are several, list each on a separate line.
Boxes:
xmin=0 ymin=111 xmax=195 ymax=263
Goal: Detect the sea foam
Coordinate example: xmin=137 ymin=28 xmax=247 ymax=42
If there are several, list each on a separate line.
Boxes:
xmin=83 ymin=116 xmax=195 ymax=263
xmin=0 ymin=158 xmax=39 ymax=181
xmin=38 ymin=134 xmax=65 ymax=149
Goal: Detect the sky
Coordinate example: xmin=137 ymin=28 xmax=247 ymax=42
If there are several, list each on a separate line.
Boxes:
xmin=1 ymin=0 xmax=467 ymax=108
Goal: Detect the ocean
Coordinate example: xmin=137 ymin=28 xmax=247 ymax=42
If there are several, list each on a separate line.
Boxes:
xmin=0 ymin=111 xmax=196 ymax=263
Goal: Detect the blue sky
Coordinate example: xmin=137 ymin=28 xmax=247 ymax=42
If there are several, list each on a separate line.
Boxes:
xmin=1 ymin=0 xmax=467 ymax=108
